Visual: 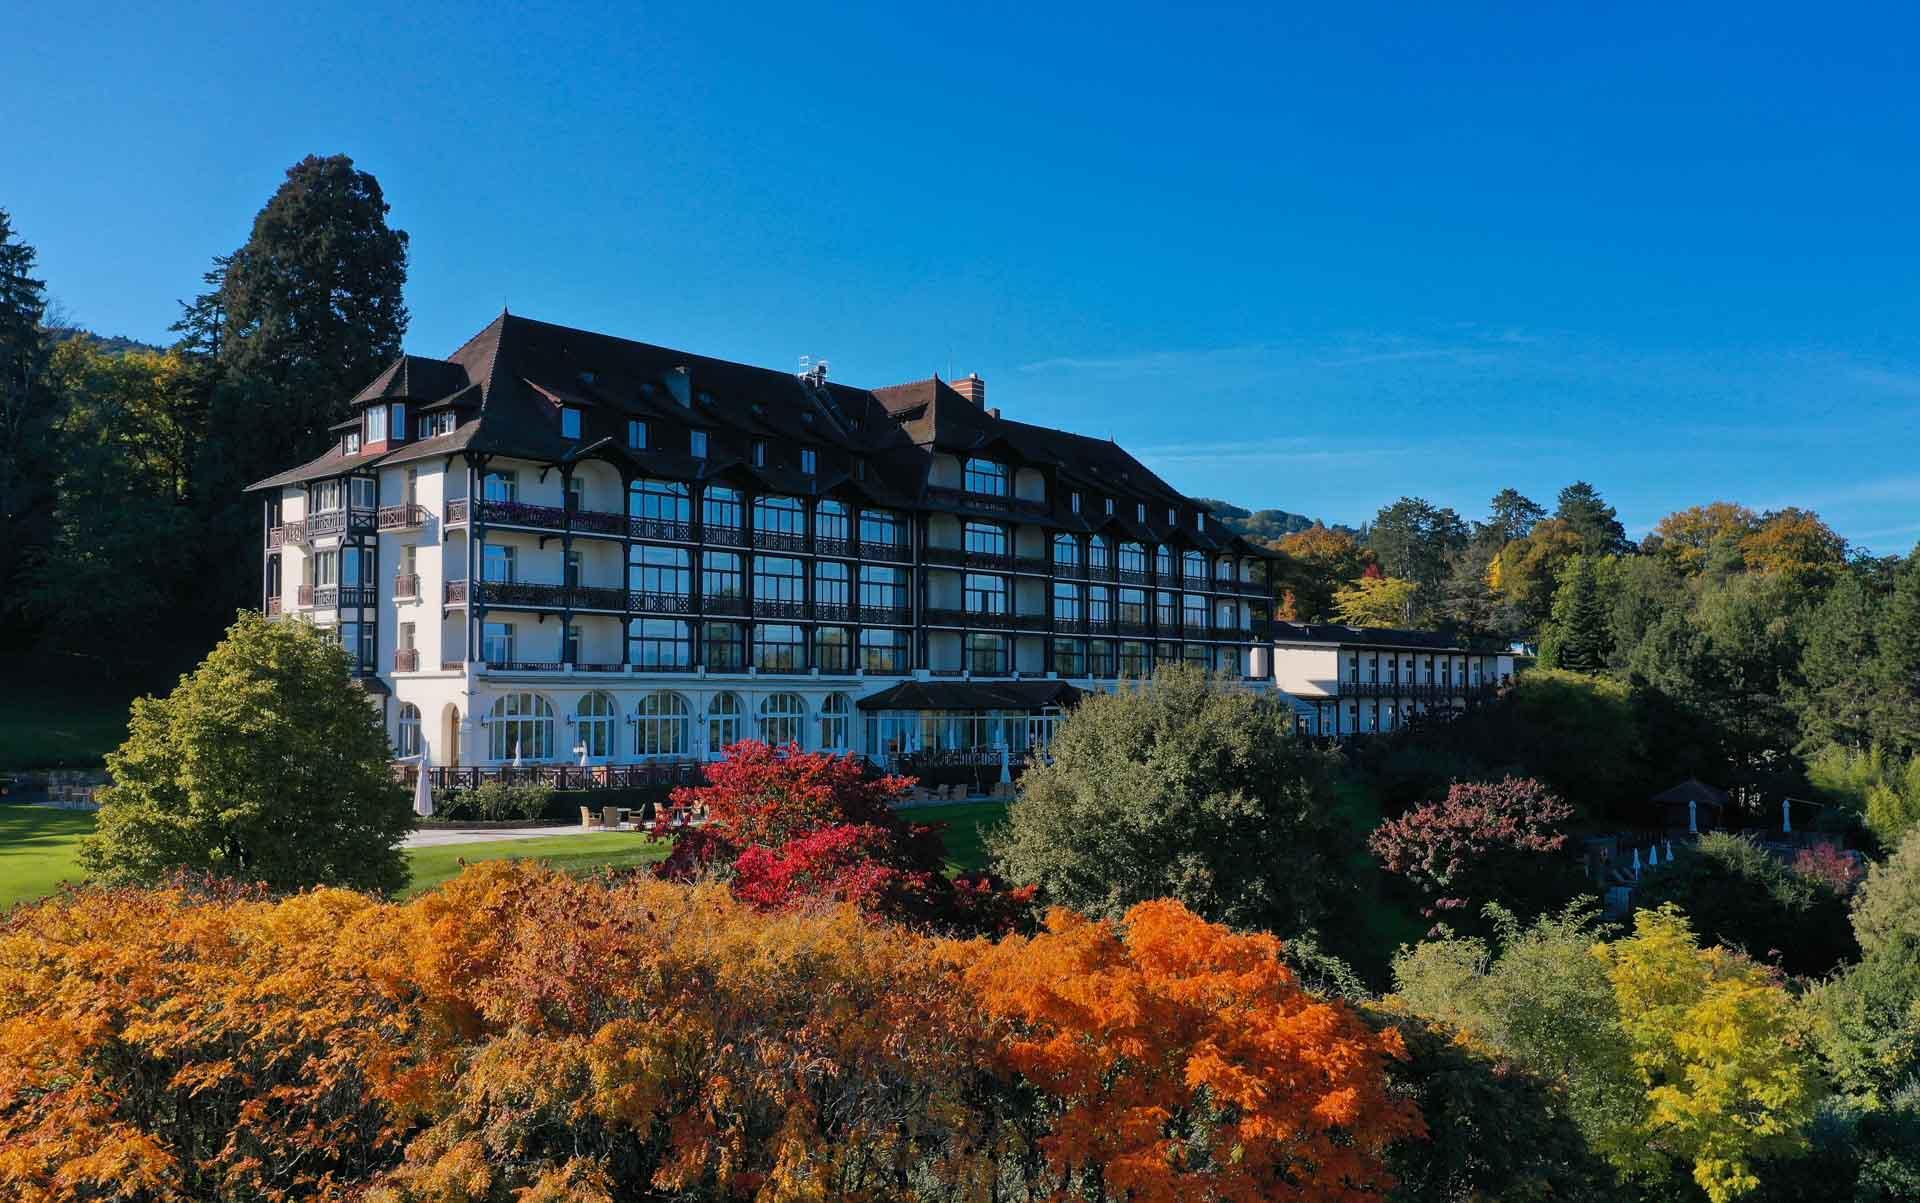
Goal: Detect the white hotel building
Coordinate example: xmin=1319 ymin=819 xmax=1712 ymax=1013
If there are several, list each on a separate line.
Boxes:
xmin=249 ymin=313 xmax=1281 ymax=776
xmin=1268 ymin=622 xmax=1518 ymax=737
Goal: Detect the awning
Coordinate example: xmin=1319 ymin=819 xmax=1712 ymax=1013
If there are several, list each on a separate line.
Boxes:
xmin=856 ymin=679 xmax=1083 ymax=712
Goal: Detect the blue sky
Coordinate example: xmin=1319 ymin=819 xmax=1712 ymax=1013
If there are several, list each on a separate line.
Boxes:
xmin=7 ymin=2 xmax=1920 ymax=550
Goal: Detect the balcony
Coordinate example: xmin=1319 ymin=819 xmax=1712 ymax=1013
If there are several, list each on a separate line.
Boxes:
xmin=923 ymin=485 xmax=1052 ymax=517
xmin=751 ymin=598 xmax=809 ymax=619
xmin=394 ymin=648 xmax=420 ymax=672
xmin=629 ymin=515 xmax=692 ymax=542
xmin=629 ymin=590 xmax=694 ymax=615
xmin=307 ymin=508 xmax=376 ymax=539
xmin=446 ymin=498 xmax=468 ymax=525
xmin=266 ymin=596 xmax=282 ymax=616
xmin=925 ymin=546 xmax=1021 ymax=573
xmin=924 ymin=607 xmax=1045 ymax=631
xmin=295 ymin=584 xmax=377 ymax=610
xmin=751 ymin=529 xmax=808 ymax=553
xmin=453 ymin=580 xmax=628 ymax=611
xmin=858 ymin=540 xmax=912 ymax=563
xmin=394 ymin=573 xmax=420 ymax=600
xmin=703 ymin=523 xmax=747 ymax=547
xmin=1339 ymin=680 xmax=1498 ymax=701
xmin=268 ymin=521 xmax=307 ymax=549
xmin=378 ymin=503 xmax=428 ymax=531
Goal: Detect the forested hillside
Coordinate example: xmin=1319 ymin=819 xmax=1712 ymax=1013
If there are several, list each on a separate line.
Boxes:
xmin=0 ymin=155 xmax=408 ymax=688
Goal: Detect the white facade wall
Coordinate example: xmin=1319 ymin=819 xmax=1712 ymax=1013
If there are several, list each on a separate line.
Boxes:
xmin=266 ymin=452 xmax=1278 ymax=767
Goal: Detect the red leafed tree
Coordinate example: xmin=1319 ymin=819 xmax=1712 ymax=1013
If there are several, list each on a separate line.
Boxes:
xmin=1793 ymin=842 xmax=1864 ymax=896
xmin=1369 ymin=776 xmax=1579 ymax=934
xmin=653 ymin=741 xmax=1031 ymax=934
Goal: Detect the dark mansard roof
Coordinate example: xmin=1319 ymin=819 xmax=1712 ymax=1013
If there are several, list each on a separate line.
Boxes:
xmin=244 ymin=312 xmax=1277 ymax=558
xmin=1270 ymin=622 xmax=1510 ymax=654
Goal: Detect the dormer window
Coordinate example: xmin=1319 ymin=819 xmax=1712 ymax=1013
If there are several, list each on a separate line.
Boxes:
xmin=1070 ymin=492 xmax=1082 ymax=514
xmin=1167 ymin=507 xmax=1176 ymax=525
xmin=561 ymin=408 xmax=582 ymax=439
xmin=1136 ymin=502 xmax=1146 ymax=522
xmin=854 ymin=458 xmax=867 ymax=481
xmin=1104 ymin=497 xmax=1114 ymax=516
xmin=800 ymin=448 xmax=817 ymax=475
xmin=365 ymin=405 xmax=388 ymax=443
xmin=390 ymin=403 xmax=407 ymax=441
xmin=751 ymin=439 xmax=768 ymax=468
xmin=1197 ymin=512 xmax=1206 ymax=530
xmin=344 ymin=432 xmax=361 ymax=455
xmin=963 ymin=457 xmax=1008 ymax=496
xmin=690 ymin=430 xmax=708 ymax=459
xmin=628 ymin=419 xmax=648 ymax=450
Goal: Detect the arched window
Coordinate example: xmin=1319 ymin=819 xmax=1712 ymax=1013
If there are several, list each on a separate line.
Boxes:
xmin=707 ymin=692 xmax=743 ymax=753
xmin=575 ymin=691 xmax=617 ymax=759
xmin=759 ymin=692 xmax=806 ymax=747
xmin=487 ymin=692 xmax=554 ymax=761
xmin=1089 ymin=535 xmax=1112 ymax=573
xmin=635 ymin=692 xmax=690 ymax=757
xmin=820 ymin=693 xmax=851 ymax=750
xmin=1183 ymin=550 xmax=1208 ymax=582
xmin=395 ymin=703 xmax=422 ymax=758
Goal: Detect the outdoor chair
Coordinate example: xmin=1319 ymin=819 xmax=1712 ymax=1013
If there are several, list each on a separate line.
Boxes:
xmin=580 ymin=806 xmax=603 ymax=829
xmin=602 ymin=805 xmax=622 ymax=831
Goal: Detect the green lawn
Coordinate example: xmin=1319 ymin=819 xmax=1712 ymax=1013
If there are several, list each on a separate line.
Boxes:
xmin=0 ymin=806 xmax=99 ymax=908
xmin=908 ymin=800 xmax=1010 ymax=874
xmin=400 ymin=833 xmax=672 ymax=897
xmin=0 ymin=798 xmax=1015 ymax=911
xmin=0 ymin=692 xmax=129 ymax=770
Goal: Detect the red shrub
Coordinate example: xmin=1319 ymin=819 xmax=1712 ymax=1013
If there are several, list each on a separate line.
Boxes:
xmin=1370 ymin=776 xmax=1577 ymax=932
xmin=1793 ymin=842 xmax=1863 ymax=895
xmin=652 ymin=742 xmax=1033 ymax=934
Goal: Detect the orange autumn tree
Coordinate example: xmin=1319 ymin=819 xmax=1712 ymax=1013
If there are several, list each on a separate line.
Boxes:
xmin=0 ymin=865 xmax=1419 ymax=1202
xmin=961 ymin=899 xmax=1423 ymax=1201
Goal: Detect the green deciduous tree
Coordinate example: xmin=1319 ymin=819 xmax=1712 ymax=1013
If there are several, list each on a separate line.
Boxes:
xmin=991 ymin=663 xmax=1346 ymax=938
xmin=1597 ymin=905 xmax=1823 ymax=1203
xmin=1852 ymin=829 xmax=1920 ymax=960
xmin=1391 ymin=903 xmax=1644 ymax=1183
xmin=28 ymin=340 xmax=203 ymax=649
xmin=80 ymin=612 xmax=411 ymax=893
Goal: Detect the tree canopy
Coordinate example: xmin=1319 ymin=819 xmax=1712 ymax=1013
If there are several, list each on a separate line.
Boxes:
xmin=80 ymin=612 xmax=412 ymax=893
xmin=991 ymin=664 xmax=1346 ymax=938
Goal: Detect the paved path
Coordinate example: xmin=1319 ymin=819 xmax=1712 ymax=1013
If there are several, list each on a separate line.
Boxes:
xmin=404 ymin=824 xmax=629 ymax=849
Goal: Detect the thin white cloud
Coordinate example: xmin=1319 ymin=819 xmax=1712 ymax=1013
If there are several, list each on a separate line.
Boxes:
xmin=1312 ymin=348 xmax=1480 ymax=369
xmin=1017 ymin=344 xmax=1279 ymax=375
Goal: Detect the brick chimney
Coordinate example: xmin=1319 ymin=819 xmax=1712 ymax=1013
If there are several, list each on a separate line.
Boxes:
xmin=951 ymin=372 xmax=986 ymax=407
